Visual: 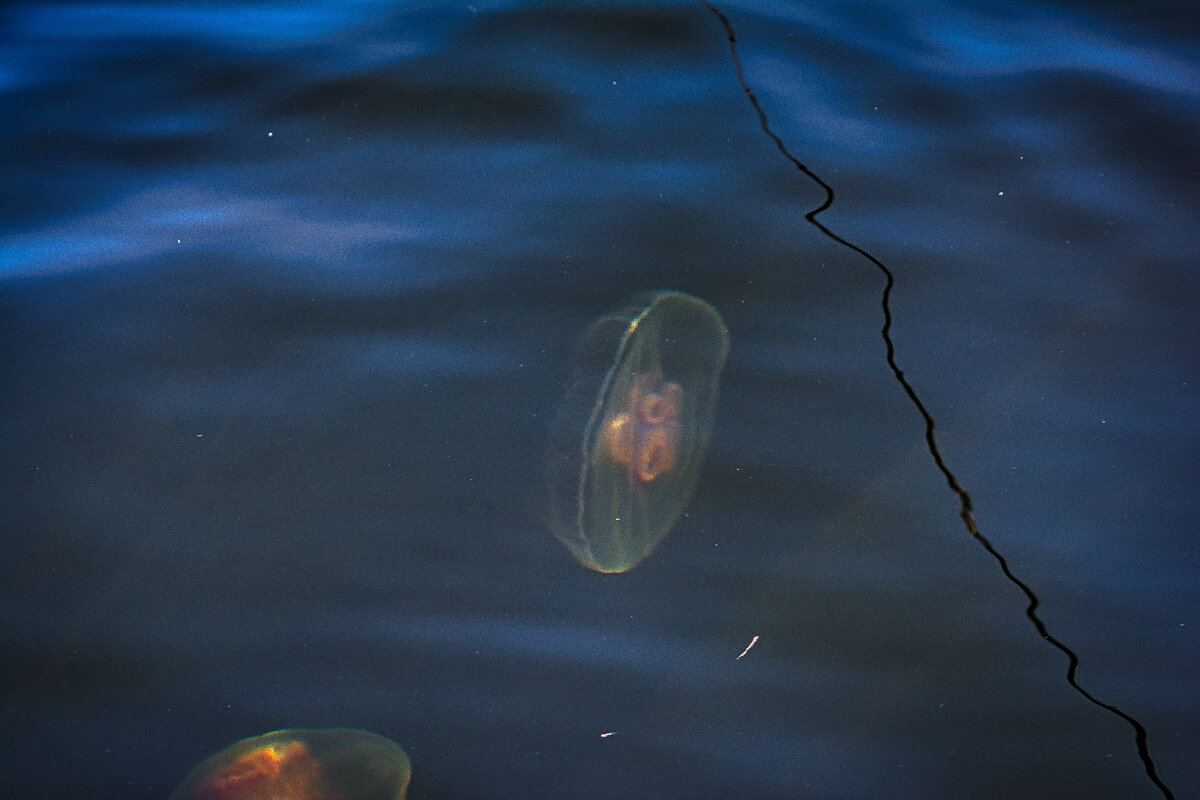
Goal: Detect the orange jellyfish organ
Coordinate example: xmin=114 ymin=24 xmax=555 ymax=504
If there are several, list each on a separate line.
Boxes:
xmin=190 ymin=741 xmax=320 ymax=800
xmin=602 ymin=367 xmax=684 ymax=483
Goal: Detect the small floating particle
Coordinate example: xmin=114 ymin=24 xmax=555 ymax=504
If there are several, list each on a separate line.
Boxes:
xmin=736 ymin=635 xmax=759 ymax=660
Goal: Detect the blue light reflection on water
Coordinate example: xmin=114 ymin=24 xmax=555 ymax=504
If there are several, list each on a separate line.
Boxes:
xmin=2 ymin=1 xmax=1198 ymax=798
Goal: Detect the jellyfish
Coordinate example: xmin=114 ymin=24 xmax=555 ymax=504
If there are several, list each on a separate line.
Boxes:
xmin=168 ymin=728 xmax=411 ymax=800
xmin=548 ymin=291 xmax=730 ymax=573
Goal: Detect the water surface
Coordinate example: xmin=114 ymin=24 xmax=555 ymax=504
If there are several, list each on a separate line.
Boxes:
xmin=2 ymin=2 xmax=1197 ymax=798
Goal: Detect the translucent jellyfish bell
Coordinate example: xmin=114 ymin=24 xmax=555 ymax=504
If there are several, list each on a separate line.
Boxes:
xmin=168 ymin=728 xmax=412 ymax=800
xmin=548 ymin=291 xmax=730 ymax=573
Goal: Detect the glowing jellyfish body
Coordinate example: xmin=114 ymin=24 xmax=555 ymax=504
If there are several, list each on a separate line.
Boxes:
xmin=548 ymin=291 xmax=730 ymax=573
xmin=168 ymin=729 xmax=411 ymax=800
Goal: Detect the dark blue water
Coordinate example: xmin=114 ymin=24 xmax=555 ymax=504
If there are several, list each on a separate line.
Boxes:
xmin=3 ymin=2 xmax=1197 ymax=798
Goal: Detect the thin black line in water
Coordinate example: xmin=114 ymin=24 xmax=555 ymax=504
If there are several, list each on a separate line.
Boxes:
xmin=696 ymin=3 xmax=1174 ymax=798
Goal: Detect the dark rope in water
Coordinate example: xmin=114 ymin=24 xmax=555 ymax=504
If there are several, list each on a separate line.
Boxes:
xmin=696 ymin=3 xmax=1174 ymax=798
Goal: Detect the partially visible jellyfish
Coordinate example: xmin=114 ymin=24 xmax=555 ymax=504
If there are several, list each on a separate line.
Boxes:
xmin=168 ymin=728 xmax=411 ymax=800
xmin=548 ymin=291 xmax=730 ymax=573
